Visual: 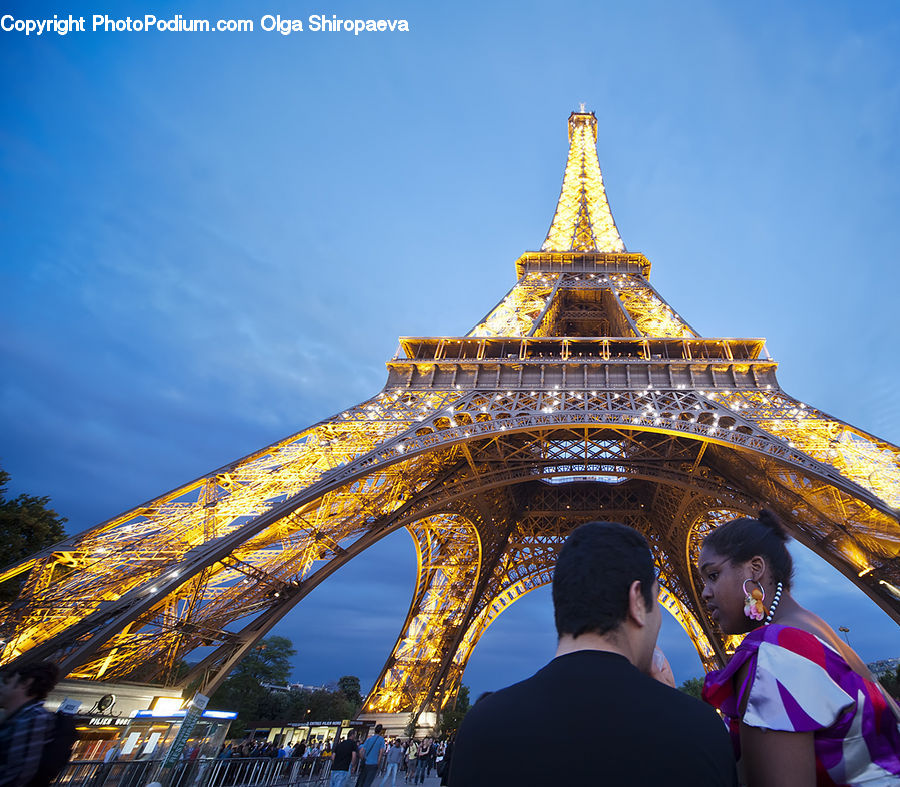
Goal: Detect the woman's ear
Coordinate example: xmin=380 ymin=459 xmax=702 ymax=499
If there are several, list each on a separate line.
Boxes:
xmin=748 ymin=555 xmax=767 ymax=581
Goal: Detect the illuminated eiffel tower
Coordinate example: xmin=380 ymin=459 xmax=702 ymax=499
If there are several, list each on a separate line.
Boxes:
xmin=1 ymin=109 xmax=899 ymax=729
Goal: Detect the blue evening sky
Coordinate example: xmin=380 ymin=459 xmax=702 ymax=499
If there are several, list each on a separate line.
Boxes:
xmin=2 ymin=0 xmax=899 ymax=699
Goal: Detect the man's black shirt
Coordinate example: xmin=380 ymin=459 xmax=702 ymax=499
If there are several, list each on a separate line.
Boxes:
xmin=449 ymin=650 xmax=736 ymax=786
xmin=331 ymin=738 xmax=358 ymax=771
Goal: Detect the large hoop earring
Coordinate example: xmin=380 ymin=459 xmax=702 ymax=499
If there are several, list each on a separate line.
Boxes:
xmin=743 ymin=579 xmax=766 ymax=621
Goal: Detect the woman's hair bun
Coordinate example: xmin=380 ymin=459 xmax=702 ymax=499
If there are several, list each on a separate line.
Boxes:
xmin=758 ymin=508 xmax=790 ymax=542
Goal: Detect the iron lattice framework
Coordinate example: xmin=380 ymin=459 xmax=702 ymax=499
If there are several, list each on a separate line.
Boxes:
xmin=1 ymin=110 xmax=899 ymax=721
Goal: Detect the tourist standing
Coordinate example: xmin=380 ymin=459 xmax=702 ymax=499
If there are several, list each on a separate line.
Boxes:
xmin=699 ymin=510 xmax=900 ymax=785
xmin=414 ymin=738 xmax=431 ymax=783
xmin=404 ymin=739 xmax=418 ymax=783
xmin=438 ymin=737 xmax=452 ymax=787
xmin=329 ymin=730 xmax=359 ymax=787
xmin=449 ymin=522 xmax=737 ymax=786
xmin=357 ymin=724 xmax=386 ymax=787
xmin=379 ymin=740 xmax=404 ymax=787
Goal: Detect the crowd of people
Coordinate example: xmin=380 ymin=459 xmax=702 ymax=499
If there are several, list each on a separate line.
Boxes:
xmin=2 ymin=512 xmax=899 ymax=786
xmin=319 ymin=724 xmax=451 ymax=787
xmin=370 ymin=735 xmax=446 ymax=785
xmin=215 ymin=737 xmax=330 ymax=760
xmin=211 ymin=726 xmax=451 ymax=787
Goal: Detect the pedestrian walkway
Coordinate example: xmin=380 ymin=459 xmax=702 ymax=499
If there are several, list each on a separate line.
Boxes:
xmin=362 ymin=771 xmax=442 ymax=787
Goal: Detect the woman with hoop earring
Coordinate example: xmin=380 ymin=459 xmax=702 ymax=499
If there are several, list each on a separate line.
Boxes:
xmin=698 ymin=510 xmax=900 ymax=786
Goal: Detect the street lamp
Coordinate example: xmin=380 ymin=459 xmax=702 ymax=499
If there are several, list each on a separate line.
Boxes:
xmin=838 ymin=626 xmax=851 ymax=646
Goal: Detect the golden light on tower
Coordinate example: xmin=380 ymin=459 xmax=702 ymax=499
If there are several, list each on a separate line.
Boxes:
xmin=542 ymin=110 xmax=626 ymax=254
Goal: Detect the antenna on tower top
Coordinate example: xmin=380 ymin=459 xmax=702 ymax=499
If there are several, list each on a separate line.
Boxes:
xmin=579 ymin=102 xmax=586 ymax=112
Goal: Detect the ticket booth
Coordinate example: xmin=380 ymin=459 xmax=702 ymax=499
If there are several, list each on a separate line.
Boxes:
xmin=70 ymin=714 xmax=132 ymax=761
xmin=115 ymin=708 xmax=237 ymax=762
xmin=251 ymin=719 xmax=372 ymax=748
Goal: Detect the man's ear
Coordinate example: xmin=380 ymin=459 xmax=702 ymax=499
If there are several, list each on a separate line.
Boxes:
xmin=627 ymin=580 xmax=649 ymax=626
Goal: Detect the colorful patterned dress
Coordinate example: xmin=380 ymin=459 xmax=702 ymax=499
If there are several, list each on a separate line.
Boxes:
xmin=703 ymin=624 xmax=900 ymax=785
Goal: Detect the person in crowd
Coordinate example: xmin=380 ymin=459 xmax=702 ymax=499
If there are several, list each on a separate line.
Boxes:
xmin=0 ymin=661 xmax=62 ymax=787
xmin=416 ymin=736 xmax=432 ymax=782
xmin=401 ymin=739 xmax=410 ymax=781
xmin=405 ymin=738 xmax=419 ymax=783
xmin=379 ymin=739 xmax=405 ymax=787
xmin=699 ymin=509 xmax=900 ymax=786
xmin=449 ymin=521 xmax=737 ymax=786
xmin=357 ymin=724 xmax=385 ymax=787
xmin=438 ymin=736 xmax=452 ymax=787
xmin=329 ymin=729 xmax=358 ymax=787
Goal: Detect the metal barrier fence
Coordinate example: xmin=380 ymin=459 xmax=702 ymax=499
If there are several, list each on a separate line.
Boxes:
xmin=55 ymin=756 xmax=335 ymax=787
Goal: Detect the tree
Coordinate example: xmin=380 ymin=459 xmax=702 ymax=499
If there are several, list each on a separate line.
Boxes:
xmin=438 ymin=684 xmax=470 ymax=737
xmin=209 ymin=636 xmax=297 ymax=723
xmin=208 ymin=637 xmax=360 ymax=729
xmin=233 ymin=636 xmax=296 ymax=685
xmin=0 ymin=467 xmax=67 ymax=602
xmin=336 ymin=675 xmax=363 ymax=709
xmin=875 ymin=665 xmax=900 ymax=700
xmin=678 ymin=676 xmax=704 ymax=700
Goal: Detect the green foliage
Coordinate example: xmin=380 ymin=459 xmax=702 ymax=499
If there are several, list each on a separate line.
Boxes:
xmin=455 ymin=685 xmax=471 ymax=712
xmin=678 ymin=676 xmax=705 ymax=700
xmin=209 ymin=638 xmax=358 ymax=727
xmin=438 ymin=707 xmax=465 ymax=737
xmin=0 ymin=467 xmax=67 ymax=602
xmin=336 ymin=675 xmax=363 ymax=709
xmin=209 ymin=636 xmax=297 ymax=723
xmin=292 ymin=686 xmax=357 ymax=723
xmin=875 ymin=666 xmax=900 ymax=700
xmin=438 ymin=684 xmax=471 ymax=737
xmin=404 ymin=713 xmax=417 ymax=738
xmin=237 ymin=636 xmax=297 ymax=684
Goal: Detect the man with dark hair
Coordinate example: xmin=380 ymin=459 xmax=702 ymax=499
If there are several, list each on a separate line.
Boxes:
xmin=449 ymin=522 xmax=736 ymax=786
xmin=329 ymin=729 xmax=359 ymax=787
xmin=0 ymin=661 xmax=61 ymax=787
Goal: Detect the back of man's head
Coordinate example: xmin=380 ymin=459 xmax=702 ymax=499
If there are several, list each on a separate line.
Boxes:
xmin=5 ymin=661 xmax=60 ymax=701
xmin=552 ymin=521 xmax=656 ymax=639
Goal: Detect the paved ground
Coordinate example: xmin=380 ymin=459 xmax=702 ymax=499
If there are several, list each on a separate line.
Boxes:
xmin=354 ymin=772 xmax=442 ymax=786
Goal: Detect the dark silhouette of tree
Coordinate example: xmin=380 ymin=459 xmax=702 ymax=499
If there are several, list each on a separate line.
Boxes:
xmin=438 ymin=684 xmax=470 ymax=736
xmin=876 ymin=665 xmax=900 ymax=700
xmin=209 ymin=636 xmax=296 ymax=726
xmin=209 ymin=637 xmax=358 ymax=733
xmin=0 ymin=466 xmax=67 ymax=602
xmin=336 ymin=675 xmax=363 ymax=709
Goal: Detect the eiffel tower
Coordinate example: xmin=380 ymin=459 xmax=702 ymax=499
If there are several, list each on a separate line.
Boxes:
xmin=1 ymin=109 xmax=898 ymax=729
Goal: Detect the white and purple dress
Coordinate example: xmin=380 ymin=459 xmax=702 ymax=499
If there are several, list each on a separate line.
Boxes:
xmin=703 ymin=624 xmax=900 ymax=785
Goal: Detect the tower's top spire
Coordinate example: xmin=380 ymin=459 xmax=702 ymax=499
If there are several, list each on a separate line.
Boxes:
xmin=541 ymin=109 xmax=626 ymax=253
